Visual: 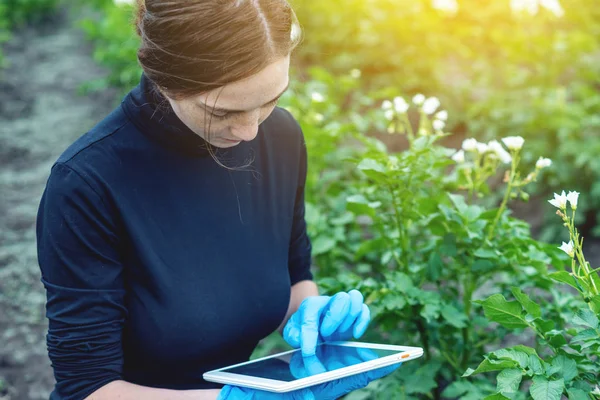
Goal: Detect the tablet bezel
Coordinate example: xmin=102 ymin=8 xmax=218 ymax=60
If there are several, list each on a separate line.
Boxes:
xmin=202 ymin=341 xmax=424 ymax=393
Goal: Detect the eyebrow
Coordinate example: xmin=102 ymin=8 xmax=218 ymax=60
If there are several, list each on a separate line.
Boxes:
xmin=199 ymin=82 xmax=290 ymax=114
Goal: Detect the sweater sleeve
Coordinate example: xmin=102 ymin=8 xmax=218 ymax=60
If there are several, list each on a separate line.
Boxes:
xmin=287 ymin=132 xmax=313 ymax=286
xmin=36 ymin=162 xmax=127 ymax=400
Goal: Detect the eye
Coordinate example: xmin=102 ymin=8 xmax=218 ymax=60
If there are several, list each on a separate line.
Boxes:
xmin=210 ymin=99 xmax=279 ymax=121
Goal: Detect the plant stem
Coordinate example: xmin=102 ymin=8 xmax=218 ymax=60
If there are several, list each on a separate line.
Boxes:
xmin=487 ymin=155 xmax=518 ymax=240
xmin=413 ymin=305 xmax=431 ymax=361
xmin=460 ymin=276 xmax=476 ymax=370
xmin=389 ymin=184 xmax=409 ymax=268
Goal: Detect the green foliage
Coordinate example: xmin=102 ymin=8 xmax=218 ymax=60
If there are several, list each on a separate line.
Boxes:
xmin=469 ymin=195 xmax=600 ymax=398
xmin=78 ymin=2 xmax=141 ymax=96
xmin=0 ymin=4 xmax=10 ymax=68
xmin=290 ymin=0 xmax=600 ymax=240
xmin=4 ymin=0 xmax=61 ymax=28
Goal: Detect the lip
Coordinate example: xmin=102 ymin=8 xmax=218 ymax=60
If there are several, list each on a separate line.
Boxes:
xmin=221 ymin=138 xmax=241 ymax=143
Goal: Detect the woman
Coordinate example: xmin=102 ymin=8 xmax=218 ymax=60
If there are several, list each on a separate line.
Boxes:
xmin=36 ymin=1 xmax=397 ymax=398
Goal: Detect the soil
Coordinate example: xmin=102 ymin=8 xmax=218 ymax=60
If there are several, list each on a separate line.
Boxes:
xmin=0 ymin=9 xmax=117 ymax=400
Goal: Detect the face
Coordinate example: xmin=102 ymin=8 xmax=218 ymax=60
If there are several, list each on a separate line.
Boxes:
xmin=166 ymin=56 xmax=291 ymax=148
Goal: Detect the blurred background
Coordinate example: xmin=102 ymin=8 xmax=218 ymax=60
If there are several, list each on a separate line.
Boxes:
xmin=0 ymin=0 xmax=599 ymax=398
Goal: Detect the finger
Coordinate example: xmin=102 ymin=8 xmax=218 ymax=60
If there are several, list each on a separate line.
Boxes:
xmin=353 ymin=304 xmax=371 ymax=339
xmin=283 ymin=313 xmax=301 ymax=348
xmin=319 ymin=292 xmax=351 ymax=338
xmin=302 ymin=355 xmax=327 ymax=377
xmin=289 ymin=351 xmax=308 ymax=379
xmin=300 ymin=297 xmax=330 ymax=357
xmin=338 ymin=290 xmax=364 ymax=333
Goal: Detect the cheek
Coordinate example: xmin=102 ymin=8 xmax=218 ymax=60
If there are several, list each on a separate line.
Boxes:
xmin=259 ymin=105 xmax=277 ymax=123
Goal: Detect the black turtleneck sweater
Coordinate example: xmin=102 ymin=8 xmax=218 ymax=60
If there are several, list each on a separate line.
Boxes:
xmin=36 ymin=74 xmax=313 ymax=400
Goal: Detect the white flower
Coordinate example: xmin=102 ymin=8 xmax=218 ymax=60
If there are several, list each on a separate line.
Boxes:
xmin=433 ymin=119 xmax=445 ymax=131
xmin=432 ymin=0 xmax=458 ymax=13
xmin=476 ymin=142 xmax=489 ymax=154
xmin=384 ymin=110 xmax=395 ymax=121
xmin=558 ymin=240 xmax=575 ymax=258
xmin=114 ymin=0 xmax=135 ymax=5
xmin=536 ymin=157 xmax=552 ymax=169
xmin=350 ymin=69 xmax=362 ymax=79
xmin=462 ymin=138 xmax=478 ymax=152
xmin=451 ymin=150 xmax=465 ymax=163
xmin=393 ymin=97 xmax=409 ymax=113
xmin=422 ymin=97 xmax=441 ymax=115
xmin=501 ymin=136 xmax=525 ymax=151
xmin=548 ymin=191 xmax=568 ymax=210
xmin=435 ymin=110 xmax=448 ymax=121
xmin=540 ymin=0 xmax=564 ymax=17
xmin=510 ymin=0 xmax=539 ymax=15
xmin=412 ymin=94 xmax=426 ymax=105
xmin=488 ymin=140 xmax=512 ymax=164
xmin=311 ymin=92 xmax=325 ymax=102
xmin=567 ymin=191 xmax=579 ymax=211
xmin=382 ymin=100 xmax=393 ymax=110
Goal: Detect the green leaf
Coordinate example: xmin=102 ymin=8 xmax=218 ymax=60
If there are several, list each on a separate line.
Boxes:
xmin=549 ymin=271 xmax=581 ymax=292
xmin=529 ymin=376 xmax=564 ymax=400
xmin=497 ymin=368 xmax=522 ymax=396
xmin=474 ymin=248 xmax=498 ymax=258
xmin=492 ymin=348 xmax=533 ymax=369
xmin=357 ymin=158 xmax=387 ymax=181
xmin=449 ymin=193 xmax=468 ymax=214
xmin=483 ymin=395 xmax=511 ymax=400
xmin=357 ymin=158 xmax=385 ymax=173
xmin=427 ymin=252 xmax=443 ymax=281
xmin=571 ymin=328 xmax=598 ymax=343
xmin=573 ymin=309 xmax=599 ymax=329
xmin=589 ymin=295 xmax=600 ymax=314
xmin=463 ymin=358 xmax=519 ymax=377
xmin=549 ymin=355 xmax=577 ymax=382
xmin=567 ymin=388 xmax=591 ymax=400
xmin=511 ymin=287 xmax=542 ymax=318
xmin=475 ymin=294 xmax=528 ymax=329
xmin=472 ymin=260 xmax=495 ymax=273
xmin=533 ymin=318 xmax=555 ymax=333
xmin=439 ymin=234 xmax=457 ymax=257
xmin=441 ymin=304 xmax=468 ymax=328
xmin=311 ymin=236 xmax=336 ymax=255
xmin=346 ymin=194 xmax=380 ymax=217
xmin=382 ymin=292 xmax=406 ymax=311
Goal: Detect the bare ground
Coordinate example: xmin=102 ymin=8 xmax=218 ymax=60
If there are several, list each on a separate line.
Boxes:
xmin=0 ymin=9 xmax=117 ymax=399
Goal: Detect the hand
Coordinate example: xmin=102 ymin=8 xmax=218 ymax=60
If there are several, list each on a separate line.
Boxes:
xmin=217 ymin=385 xmax=314 ymax=399
xmin=289 ymin=346 xmax=401 ymax=400
xmin=283 ymin=290 xmax=370 ymax=357
xmin=217 ymin=347 xmax=401 ymax=400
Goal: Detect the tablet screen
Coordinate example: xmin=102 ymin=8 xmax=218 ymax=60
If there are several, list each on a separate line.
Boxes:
xmin=221 ymin=344 xmax=403 ymax=382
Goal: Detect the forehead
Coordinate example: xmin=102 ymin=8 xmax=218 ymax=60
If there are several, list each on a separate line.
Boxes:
xmin=198 ymin=56 xmax=290 ymax=111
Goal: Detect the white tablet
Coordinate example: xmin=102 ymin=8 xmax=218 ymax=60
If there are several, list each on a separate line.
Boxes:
xmin=203 ymin=341 xmax=423 ymax=393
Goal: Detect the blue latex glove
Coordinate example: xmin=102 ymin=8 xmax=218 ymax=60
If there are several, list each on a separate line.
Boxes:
xmin=217 ymin=347 xmax=401 ymax=400
xmin=283 ymin=290 xmax=370 ymax=357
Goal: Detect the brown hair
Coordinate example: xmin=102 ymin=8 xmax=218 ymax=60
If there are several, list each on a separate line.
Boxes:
xmin=135 ymin=0 xmax=303 ymax=100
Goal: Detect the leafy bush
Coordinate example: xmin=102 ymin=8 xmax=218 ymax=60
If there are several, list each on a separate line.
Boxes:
xmin=290 ymin=0 xmax=600 ymax=240
xmin=470 ymin=192 xmax=600 ymax=398
xmin=0 ymin=4 xmax=10 ymax=67
xmin=78 ymin=1 xmax=141 ymax=96
xmin=4 ymin=0 xmax=61 ymax=28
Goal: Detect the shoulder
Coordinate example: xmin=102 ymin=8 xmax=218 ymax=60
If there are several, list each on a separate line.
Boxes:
xmin=56 ymin=106 xmax=131 ymax=167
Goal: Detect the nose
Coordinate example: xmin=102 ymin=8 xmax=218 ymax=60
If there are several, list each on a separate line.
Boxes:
xmin=230 ymin=124 xmax=259 ymax=142
xmin=229 ymin=112 xmax=260 ymax=141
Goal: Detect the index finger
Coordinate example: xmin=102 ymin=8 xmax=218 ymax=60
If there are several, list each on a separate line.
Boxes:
xmin=300 ymin=297 xmax=329 ymax=356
